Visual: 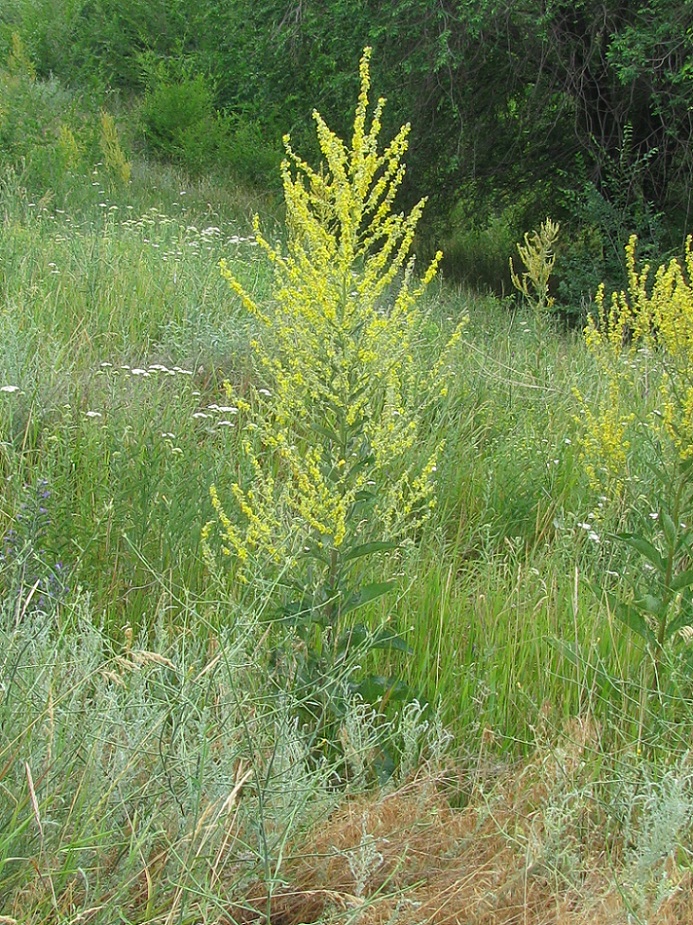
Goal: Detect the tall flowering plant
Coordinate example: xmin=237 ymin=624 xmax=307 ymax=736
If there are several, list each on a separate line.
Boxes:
xmin=576 ymin=236 xmax=693 ymax=690
xmin=204 ymin=49 xmax=462 ymax=715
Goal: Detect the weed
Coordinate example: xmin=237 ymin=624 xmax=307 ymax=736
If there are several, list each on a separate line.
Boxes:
xmin=206 ymin=48 xmax=464 ymax=765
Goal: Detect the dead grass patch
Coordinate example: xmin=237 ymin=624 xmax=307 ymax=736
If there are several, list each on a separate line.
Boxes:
xmin=230 ymin=728 xmax=692 ymax=925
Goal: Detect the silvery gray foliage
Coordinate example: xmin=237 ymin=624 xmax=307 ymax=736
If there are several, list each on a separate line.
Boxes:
xmin=620 ymin=755 xmax=693 ymax=918
xmin=0 ymin=587 xmax=433 ymax=918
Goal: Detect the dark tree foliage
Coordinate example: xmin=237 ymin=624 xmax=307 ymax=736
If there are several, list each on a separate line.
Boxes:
xmin=538 ymin=0 xmax=693 ymax=208
xmin=2 ymin=0 xmax=693 ymax=293
xmin=192 ymin=1 xmax=693 ymax=240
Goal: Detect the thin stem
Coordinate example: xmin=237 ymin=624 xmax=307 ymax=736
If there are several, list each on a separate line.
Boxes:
xmin=652 ymin=472 xmax=685 ymax=692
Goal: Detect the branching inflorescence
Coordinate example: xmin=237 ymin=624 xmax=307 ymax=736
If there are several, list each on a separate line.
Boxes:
xmin=205 ymin=48 xmax=464 ymax=622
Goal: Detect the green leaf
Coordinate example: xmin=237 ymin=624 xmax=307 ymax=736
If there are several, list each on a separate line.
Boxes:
xmin=353 ymin=675 xmax=412 ymax=706
xmin=609 ymin=596 xmax=657 ymax=645
xmin=679 ymin=456 xmax=693 ymax=477
xmin=312 ymin=422 xmax=341 ymax=446
xmin=615 ymin=533 xmax=666 ymax=572
xmin=642 ymin=456 xmax=675 ymax=488
xmin=336 ymin=622 xmax=369 ymax=655
xmin=661 ymin=510 xmax=678 ymax=548
xmin=344 ymin=540 xmax=399 ymax=562
xmin=352 ymin=674 xmax=390 ymax=702
xmin=636 ymin=594 xmax=665 ymax=617
xmin=344 ymin=453 xmax=375 ymax=484
xmin=348 ymin=380 xmax=369 ymax=404
xmin=341 ymin=579 xmax=397 ymax=615
xmin=671 ymin=569 xmax=693 ymax=591
xmin=297 ymin=544 xmax=330 ymax=565
xmin=336 ymin=622 xmax=412 ymax=657
xmin=675 ymin=528 xmax=693 ymax=555
xmin=370 ymin=625 xmax=413 ymax=654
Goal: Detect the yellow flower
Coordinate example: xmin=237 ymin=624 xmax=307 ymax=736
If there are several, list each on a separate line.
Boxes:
xmin=208 ymin=48 xmax=465 ymax=584
xmin=577 ymin=234 xmax=693 ymax=504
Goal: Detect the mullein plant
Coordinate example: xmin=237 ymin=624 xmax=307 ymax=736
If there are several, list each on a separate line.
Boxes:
xmin=509 ymin=217 xmax=560 ymax=319
xmin=510 ymin=217 xmax=560 ymax=373
xmin=576 ymin=235 xmax=693 ymax=693
xmin=204 ymin=48 xmax=463 ymax=731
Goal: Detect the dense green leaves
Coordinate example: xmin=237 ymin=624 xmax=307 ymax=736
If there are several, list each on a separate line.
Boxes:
xmin=2 ymin=0 xmax=693 ymax=296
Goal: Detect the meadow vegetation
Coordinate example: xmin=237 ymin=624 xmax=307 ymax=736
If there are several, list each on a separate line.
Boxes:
xmin=0 ymin=38 xmax=693 ymax=925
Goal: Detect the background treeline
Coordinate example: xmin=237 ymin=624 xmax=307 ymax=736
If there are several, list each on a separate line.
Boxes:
xmin=2 ymin=0 xmax=693 ymax=308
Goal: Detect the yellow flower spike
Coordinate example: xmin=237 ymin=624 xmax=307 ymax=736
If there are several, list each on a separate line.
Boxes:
xmin=578 ymin=233 xmax=693 ymax=513
xmin=208 ymin=46 xmax=465 ymax=592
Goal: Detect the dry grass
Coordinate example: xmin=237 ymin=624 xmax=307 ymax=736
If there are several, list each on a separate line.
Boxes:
xmin=231 ymin=724 xmax=692 ymax=925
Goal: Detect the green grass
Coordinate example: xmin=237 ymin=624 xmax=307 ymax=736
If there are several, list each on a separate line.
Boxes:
xmin=0 ymin=163 xmax=276 ymax=631
xmin=1 ymin=160 xmax=693 ymax=922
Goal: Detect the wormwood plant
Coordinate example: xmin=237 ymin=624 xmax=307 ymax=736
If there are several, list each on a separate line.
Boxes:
xmin=576 ymin=235 xmax=693 ymax=692
xmin=206 ymin=48 xmax=463 ymax=744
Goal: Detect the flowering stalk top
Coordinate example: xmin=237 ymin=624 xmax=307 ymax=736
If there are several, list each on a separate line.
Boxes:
xmin=209 ymin=48 xmax=462 ymax=597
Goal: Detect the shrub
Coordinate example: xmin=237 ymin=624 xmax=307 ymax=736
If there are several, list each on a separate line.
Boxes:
xmin=223 ymin=114 xmax=282 ymax=188
xmin=140 ymin=67 xmax=230 ymax=174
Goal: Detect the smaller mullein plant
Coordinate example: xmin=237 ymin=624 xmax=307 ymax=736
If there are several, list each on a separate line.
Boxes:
xmin=99 ymin=110 xmax=131 ymax=186
xmin=510 ymin=218 xmax=560 ymax=319
xmin=576 ymin=235 xmax=693 ymax=693
xmin=204 ymin=48 xmax=463 ymax=758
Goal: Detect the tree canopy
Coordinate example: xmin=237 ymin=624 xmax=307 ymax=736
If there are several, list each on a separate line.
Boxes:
xmin=2 ymin=0 xmax=692 ymax=299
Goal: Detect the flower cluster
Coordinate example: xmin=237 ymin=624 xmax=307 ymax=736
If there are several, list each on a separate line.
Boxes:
xmin=575 ymin=235 xmax=693 ymax=500
xmin=118 ymin=208 xmax=256 ymax=265
xmin=208 ymin=48 xmax=464 ymax=592
xmin=93 ymin=360 xmax=242 ymax=436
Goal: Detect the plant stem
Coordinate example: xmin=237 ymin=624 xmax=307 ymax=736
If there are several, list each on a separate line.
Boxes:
xmin=652 ymin=473 xmax=684 ymax=693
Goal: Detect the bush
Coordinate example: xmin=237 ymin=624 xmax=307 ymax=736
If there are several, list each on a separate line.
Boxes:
xmin=556 ymin=143 xmax=667 ymax=316
xmin=223 ymin=115 xmax=282 ymax=188
xmin=139 ymin=67 xmax=230 ymax=174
